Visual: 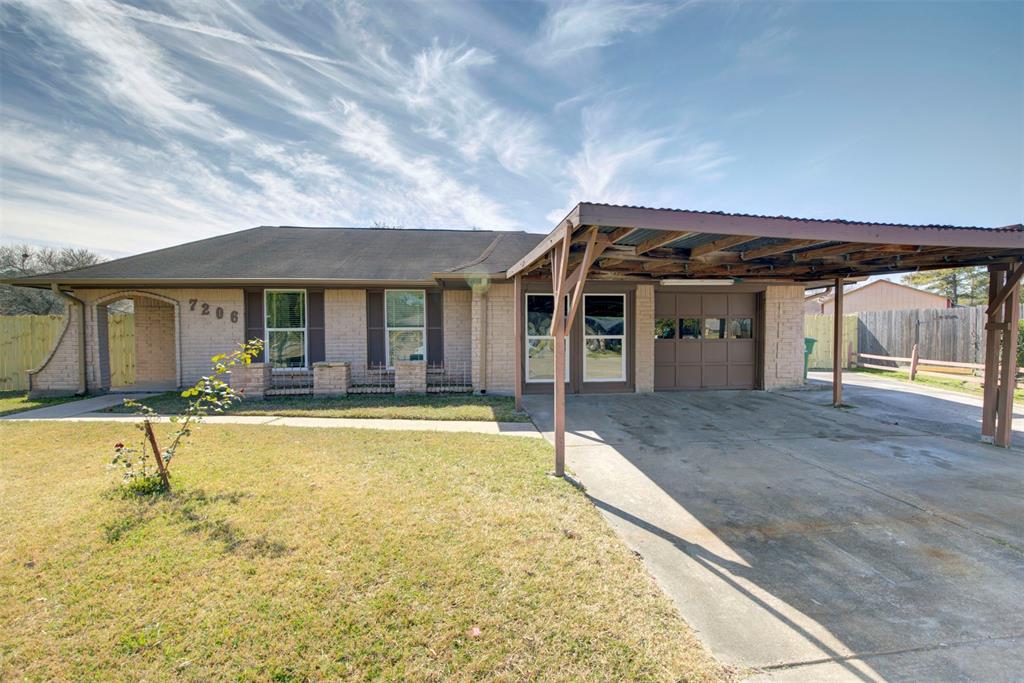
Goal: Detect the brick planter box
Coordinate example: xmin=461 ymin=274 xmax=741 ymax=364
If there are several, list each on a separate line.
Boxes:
xmin=394 ymin=360 xmax=427 ymax=394
xmin=313 ymin=361 xmax=350 ymax=396
xmin=231 ymin=362 xmax=270 ymax=400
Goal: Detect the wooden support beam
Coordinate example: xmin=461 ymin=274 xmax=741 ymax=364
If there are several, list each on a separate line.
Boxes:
xmin=995 ymin=278 xmax=1021 ymax=447
xmin=792 ymin=242 xmax=874 ymax=261
xmin=833 ymin=277 xmax=844 ymax=407
xmin=605 ymin=227 xmax=636 ymax=244
xmin=635 ymin=231 xmax=691 ymax=255
xmin=688 ymin=235 xmax=759 ymax=258
xmin=741 ymin=239 xmax=825 ymax=261
xmin=514 ymin=274 xmax=523 ymax=412
xmin=982 ymin=267 xmax=1004 ymax=441
xmin=566 ymin=229 xmax=599 ymax=327
xmin=986 ymin=262 xmax=1024 ymax=316
xmin=551 ymin=228 xmax=571 ymax=477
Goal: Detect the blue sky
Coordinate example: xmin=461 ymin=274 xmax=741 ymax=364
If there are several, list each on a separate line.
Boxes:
xmin=1 ymin=0 xmax=1021 ymax=257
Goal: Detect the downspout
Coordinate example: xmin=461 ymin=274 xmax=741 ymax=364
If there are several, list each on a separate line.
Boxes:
xmin=480 ymin=288 xmax=488 ymax=394
xmin=51 ymin=283 xmax=87 ymax=395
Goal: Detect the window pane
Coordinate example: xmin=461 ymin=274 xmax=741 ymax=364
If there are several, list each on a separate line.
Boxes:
xmin=679 ymin=318 xmax=701 ymax=339
xmin=585 ymin=338 xmax=624 ymax=380
xmin=527 ymin=338 xmax=569 ymax=381
xmin=728 ymin=318 xmax=754 ymax=339
xmin=655 ymin=318 xmax=675 ymax=339
xmin=266 ymin=291 xmax=304 ymax=329
xmin=268 ymin=330 xmax=305 ymax=367
xmin=527 ymin=295 xmax=554 ymax=336
xmin=702 ymin=318 xmax=726 ymax=340
xmin=388 ymin=330 xmax=424 ymax=365
xmin=386 ymin=290 xmax=425 ymax=328
xmin=585 ymin=295 xmax=624 ymax=335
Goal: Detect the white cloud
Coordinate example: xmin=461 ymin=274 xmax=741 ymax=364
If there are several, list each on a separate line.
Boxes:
xmin=530 ymin=0 xmax=685 ymax=65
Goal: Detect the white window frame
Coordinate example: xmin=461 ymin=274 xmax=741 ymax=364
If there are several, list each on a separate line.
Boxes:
xmin=384 ymin=288 xmax=426 ymax=369
xmin=264 ymin=289 xmax=308 ymax=370
xmin=582 ymin=293 xmax=626 ymax=383
xmin=525 ymin=293 xmax=570 ymax=384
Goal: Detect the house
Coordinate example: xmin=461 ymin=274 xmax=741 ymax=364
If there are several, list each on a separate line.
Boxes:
xmin=804 ymin=279 xmax=951 ymax=315
xmin=7 ymin=202 xmax=1023 ymax=447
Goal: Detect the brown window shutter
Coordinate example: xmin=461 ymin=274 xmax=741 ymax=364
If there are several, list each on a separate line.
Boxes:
xmin=366 ymin=290 xmax=385 ymax=366
xmin=426 ymin=291 xmax=443 ymax=364
xmin=307 ymin=289 xmax=325 ymax=364
xmin=244 ymin=289 xmax=264 ymax=346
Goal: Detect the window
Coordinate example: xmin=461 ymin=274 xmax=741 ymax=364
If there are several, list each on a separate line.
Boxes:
xmin=265 ymin=290 xmax=306 ymax=368
xmin=702 ymin=318 xmax=726 ymax=340
xmin=526 ymin=293 xmax=569 ymax=382
xmin=728 ymin=318 xmax=754 ymax=339
xmin=655 ymin=318 xmax=675 ymax=339
xmin=679 ymin=318 xmax=701 ymax=339
xmin=385 ymin=289 xmax=426 ymax=367
xmin=584 ymin=294 xmax=625 ymax=382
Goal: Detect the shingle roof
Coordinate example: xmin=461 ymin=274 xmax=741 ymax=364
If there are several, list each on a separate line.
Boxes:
xmin=9 ymin=226 xmax=547 ymax=286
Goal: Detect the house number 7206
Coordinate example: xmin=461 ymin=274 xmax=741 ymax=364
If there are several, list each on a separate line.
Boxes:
xmin=188 ymin=299 xmax=239 ymax=323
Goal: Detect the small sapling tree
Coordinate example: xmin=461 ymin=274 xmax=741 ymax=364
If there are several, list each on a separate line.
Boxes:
xmin=110 ymin=339 xmax=263 ymax=493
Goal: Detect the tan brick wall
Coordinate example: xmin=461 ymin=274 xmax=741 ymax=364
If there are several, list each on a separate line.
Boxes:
xmin=325 ymin=289 xmax=367 ymax=368
xmin=763 ymin=285 xmax=806 ymax=389
xmin=443 ymin=289 xmax=472 ymax=376
xmin=313 ymin=362 xmax=350 ymax=396
xmin=473 ymin=282 xmax=515 ymax=395
xmin=634 ymin=284 xmax=654 ymax=393
xmin=27 ymin=301 xmax=83 ymax=396
xmin=133 ymin=296 xmax=176 ymax=386
xmin=231 ymin=362 xmax=270 ymax=400
xmin=74 ymin=288 xmax=244 ymax=389
xmin=394 ymin=360 xmax=427 ymax=394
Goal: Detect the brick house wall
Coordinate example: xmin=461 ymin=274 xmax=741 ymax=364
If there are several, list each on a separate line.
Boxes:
xmin=27 ymin=301 xmax=83 ymax=396
xmin=634 ymin=284 xmax=655 ymax=393
xmin=443 ymin=289 xmax=472 ymax=376
xmin=325 ymin=289 xmax=367 ymax=369
xmin=471 ymin=282 xmax=515 ymax=394
xmin=763 ymin=285 xmax=805 ymax=389
xmin=133 ymin=296 xmax=177 ymax=386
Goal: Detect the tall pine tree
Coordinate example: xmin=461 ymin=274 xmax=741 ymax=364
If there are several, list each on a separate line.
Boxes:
xmin=902 ymin=267 xmax=987 ymax=306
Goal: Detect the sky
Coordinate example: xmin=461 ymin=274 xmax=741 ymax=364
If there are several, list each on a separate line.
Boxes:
xmin=0 ymin=0 xmax=1021 ymax=258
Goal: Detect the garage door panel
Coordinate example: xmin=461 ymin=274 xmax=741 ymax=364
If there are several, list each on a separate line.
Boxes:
xmin=675 ymin=293 xmax=702 ymax=316
xmin=676 ymin=342 xmax=702 ymax=363
xmin=702 ymin=294 xmax=729 ymax=316
xmin=655 ymin=341 xmax=675 ymax=364
xmin=729 ymin=340 xmax=755 ymax=363
xmin=675 ymin=365 xmax=701 ymax=389
xmin=728 ymin=293 xmax=756 ymax=316
xmin=728 ymin=364 xmax=755 ymax=387
xmin=702 ymin=365 xmax=728 ymax=387
xmin=655 ymin=292 xmax=676 ymax=317
xmin=701 ymin=342 xmax=728 ymax=364
xmin=655 ymin=365 xmax=677 ymax=389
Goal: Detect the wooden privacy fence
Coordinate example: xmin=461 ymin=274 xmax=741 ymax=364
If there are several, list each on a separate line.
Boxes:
xmin=0 ymin=313 xmax=135 ymax=391
xmin=805 ymin=305 xmax=1023 ymax=370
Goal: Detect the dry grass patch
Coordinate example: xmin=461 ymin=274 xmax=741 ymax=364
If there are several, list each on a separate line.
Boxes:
xmin=1 ymin=422 xmax=723 ymax=682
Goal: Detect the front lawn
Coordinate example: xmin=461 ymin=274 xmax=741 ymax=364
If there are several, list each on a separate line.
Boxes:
xmin=1 ymin=422 xmax=722 ymax=682
xmin=0 ymin=390 xmax=82 ymax=417
xmin=104 ymin=391 xmax=530 ymax=422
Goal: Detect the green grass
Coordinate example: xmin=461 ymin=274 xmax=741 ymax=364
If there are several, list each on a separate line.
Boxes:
xmin=105 ymin=392 xmax=531 ymax=422
xmin=0 ymin=422 xmax=723 ymax=682
xmin=0 ymin=390 xmax=83 ymax=417
xmin=852 ymin=367 xmax=1024 ymax=405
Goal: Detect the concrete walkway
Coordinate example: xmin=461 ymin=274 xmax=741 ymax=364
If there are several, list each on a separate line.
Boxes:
xmin=0 ymin=393 xmax=156 ymax=420
xmin=1 ymin=398 xmax=541 ymax=437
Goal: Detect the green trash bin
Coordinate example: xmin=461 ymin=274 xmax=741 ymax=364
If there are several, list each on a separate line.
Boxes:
xmin=803 ymin=337 xmax=817 ymax=379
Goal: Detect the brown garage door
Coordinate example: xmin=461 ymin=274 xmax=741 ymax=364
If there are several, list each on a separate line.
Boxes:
xmin=654 ymin=292 xmax=757 ymax=389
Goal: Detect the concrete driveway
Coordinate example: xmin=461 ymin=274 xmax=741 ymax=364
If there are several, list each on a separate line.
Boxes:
xmin=525 ymin=378 xmax=1024 ymax=681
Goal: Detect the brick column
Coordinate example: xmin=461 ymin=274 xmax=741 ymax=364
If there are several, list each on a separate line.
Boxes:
xmin=634 ymin=284 xmax=655 ymax=393
xmin=394 ymin=360 xmax=427 ymax=394
xmin=313 ymin=361 xmax=350 ymax=396
xmin=763 ymin=285 xmax=806 ymax=389
xmin=231 ymin=362 xmax=270 ymax=400
xmin=470 ymin=286 xmax=486 ymax=392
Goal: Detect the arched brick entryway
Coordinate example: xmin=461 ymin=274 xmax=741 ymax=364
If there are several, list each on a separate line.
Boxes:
xmin=94 ymin=291 xmax=182 ymax=391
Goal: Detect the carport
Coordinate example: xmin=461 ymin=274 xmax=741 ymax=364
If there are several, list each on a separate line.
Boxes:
xmin=507 ymin=202 xmax=1024 ymax=474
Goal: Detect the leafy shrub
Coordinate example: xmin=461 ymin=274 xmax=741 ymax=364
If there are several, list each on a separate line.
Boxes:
xmin=109 ymin=339 xmax=263 ymax=492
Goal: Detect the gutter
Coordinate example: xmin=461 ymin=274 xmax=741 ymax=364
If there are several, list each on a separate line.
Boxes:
xmin=51 ymin=284 xmax=87 ymax=395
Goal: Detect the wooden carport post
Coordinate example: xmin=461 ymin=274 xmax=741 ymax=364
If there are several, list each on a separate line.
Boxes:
xmin=982 ymin=262 xmax=1023 ymax=447
xmin=832 ymin=277 xmax=844 ymax=407
xmin=982 ymin=265 xmax=1006 ymax=442
xmin=550 ymin=225 xmax=605 ymax=477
